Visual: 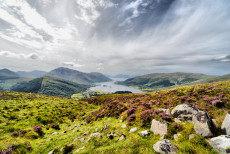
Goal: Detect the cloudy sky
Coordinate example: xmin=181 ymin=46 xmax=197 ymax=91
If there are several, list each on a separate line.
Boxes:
xmin=0 ymin=0 xmax=230 ymax=75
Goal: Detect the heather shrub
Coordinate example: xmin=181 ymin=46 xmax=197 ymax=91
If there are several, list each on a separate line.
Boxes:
xmin=10 ymin=131 xmax=19 ymax=137
xmin=127 ymin=107 xmax=136 ymax=116
xmin=33 ymin=126 xmax=43 ymax=136
xmin=139 ymin=110 xmax=155 ymax=126
xmin=127 ymin=114 xmax=136 ymax=125
xmin=50 ymin=123 xmax=60 ymax=130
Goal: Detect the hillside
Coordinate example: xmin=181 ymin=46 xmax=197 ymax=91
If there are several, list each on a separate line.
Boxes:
xmin=117 ymin=72 xmax=216 ymax=91
xmin=0 ymin=69 xmax=19 ymax=80
xmin=11 ymin=76 xmax=89 ymax=98
xmin=1 ymin=81 xmax=230 ymax=153
xmin=17 ymin=70 xmax=47 ymax=78
xmin=46 ymin=67 xmax=112 ymax=85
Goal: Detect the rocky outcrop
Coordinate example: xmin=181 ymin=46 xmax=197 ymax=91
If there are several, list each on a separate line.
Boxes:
xmin=193 ymin=111 xmax=216 ymax=138
xmin=171 ymin=104 xmax=199 ymax=121
xmin=153 ymin=139 xmax=177 ymax=154
xmin=150 ymin=119 xmax=168 ymax=136
xmin=207 ymin=135 xmax=230 ymax=154
xmin=139 ymin=130 xmax=150 ymax=136
xmin=221 ymin=112 xmax=230 ymax=135
xmin=130 ymin=127 xmax=138 ymax=133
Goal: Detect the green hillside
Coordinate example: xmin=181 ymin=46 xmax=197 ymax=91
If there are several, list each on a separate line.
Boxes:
xmin=0 ymin=69 xmax=19 ymax=80
xmin=46 ymin=67 xmax=112 ymax=85
xmin=1 ymin=80 xmax=230 ymax=153
xmin=117 ymin=72 xmax=216 ymax=91
xmin=11 ymin=76 xmax=89 ymax=98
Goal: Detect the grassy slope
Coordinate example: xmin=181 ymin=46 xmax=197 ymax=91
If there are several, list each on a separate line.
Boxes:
xmin=117 ymin=72 xmax=216 ymax=91
xmin=10 ymin=76 xmax=89 ymax=98
xmin=1 ymin=80 xmax=230 ymax=153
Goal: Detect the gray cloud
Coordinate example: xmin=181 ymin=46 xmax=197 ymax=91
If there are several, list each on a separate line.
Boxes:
xmin=0 ymin=0 xmax=230 ymax=75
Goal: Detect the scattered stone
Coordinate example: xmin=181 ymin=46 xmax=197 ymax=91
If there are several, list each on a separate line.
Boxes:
xmin=108 ymin=118 xmax=112 ymax=122
xmin=82 ymin=131 xmax=89 ymax=136
xmin=139 ymin=130 xmax=150 ymax=137
xmin=189 ymin=134 xmax=196 ymax=140
xmin=173 ymin=133 xmax=181 ymax=141
xmin=150 ymin=119 xmax=168 ymax=136
xmin=221 ymin=112 xmax=230 ymax=135
xmin=107 ymin=134 xmax=114 ymax=139
xmin=48 ymin=151 xmax=54 ymax=154
xmin=80 ymin=138 xmax=85 ymax=142
xmin=119 ymin=120 xmax=123 ymax=123
xmin=193 ymin=111 xmax=216 ymax=138
xmin=95 ymin=128 xmax=98 ymax=132
xmin=130 ymin=127 xmax=138 ymax=133
xmin=52 ymin=132 xmax=58 ymax=135
xmin=153 ymin=139 xmax=177 ymax=154
xmin=159 ymin=108 xmax=171 ymax=115
xmin=121 ymin=124 xmax=127 ymax=128
xmin=46 ymin=138 xmax=52 ymax=142
xmin=90 ymin=132 xmax=102 ymax=138
xmin=208 ymin=135 xmax=230 ymax=153
xmin=119 ymin=134 xmax=126 ymax=141
xmin=77 ymin=123 xmax=83 ymax=127
xmin=75 ymin=146 xmax=85 ymax=153
xmin=174 ymin=118 xmax=181 ymax=123
xmin=171 ymin=104 xmax=199 ymax=121
xmin=73 ymin=136 xmax=81 ymax=142
xmin=101 ymin=125 xmax=110 ymax=132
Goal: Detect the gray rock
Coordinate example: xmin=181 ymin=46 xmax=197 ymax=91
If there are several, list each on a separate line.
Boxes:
xmin=173 ymin=133 xmax=181 ymax=141
xmin=52 ymin=132 xmax=58 ymax=135
xmin=208 ymin=135 xmax=230 ymax=154
xmin=119 ymin=134 xmax=126 ymax=141
xmin=193 ymin=111 xmax=216 ymax=138
xmin=130 ymin=127 xmax=138 ymax=133
xmin=171 ymin=104 xmax=199 ymax=121
xmin=174 ymin=118 xmax=181 ymax=123
xmin=153 ymin=139 xmax=177 ymax=154
xmin=121 ymin=124 xmax=127 ymax=128
xmin=82 ymin=131 xmax=89 ymax=136
xmin=95 ymin=128 xmax=98 ymax=132
xmin=189 ymin=134 xmax=196 ymax=140
xmin=75 ymin=146 xmax=85 ymax=153
xmin=46 ymin=138 xmax=52 ymax=142
xmin=159 ymin=108 xmax=171 ymax=115
xmin=48 ymin=151 xmax=54 ymax=154
xmin=222 ymin=112 xmax=230 ymax=135
xmin=90 ymin=132 xmax=102 ymax=137
xmin=139 ymin=130 xmax=150 ymax=136
xmin=80 ymin=138 xmax=85 ymax=142
xmin=150 ymin=119 xmax=168 ymax=136
xmin=101 ymin=125 xmax=110 ymax=132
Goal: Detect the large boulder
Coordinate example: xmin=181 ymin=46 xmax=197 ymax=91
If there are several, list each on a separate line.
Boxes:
xmin=207 ymin=135 xmax=230 ymax=154
xmin=193 ymin=111 xmax=216 ymax=138
xmin=171 ymin=104 xmax=199 ymax=121
xmin=150 ymin=119 xmax=168 ymax=136
xmin=221 ymin=112 xmax=230 ymax=135
xmin=153 ymin=139 xmax=177 ymax=154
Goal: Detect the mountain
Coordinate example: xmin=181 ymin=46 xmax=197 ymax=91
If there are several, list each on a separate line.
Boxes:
xmin=117 ymin=72 xmax=215 ymax=91
xmin=17 ymin=70 xmax=47 ymax=78
xmin=0 ymin=68 xmax=19 ymax=80
xmin=11 ymin=76 xmax=89 ymax=98
xmin=46 ymin=67 xmax=112 ymax=85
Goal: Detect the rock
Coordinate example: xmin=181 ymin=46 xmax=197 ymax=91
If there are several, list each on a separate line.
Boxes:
xmin=174 ymin=118 xmax=181 ymax=123
xmin=153 ymin=139 xmax=177 ymax=154
xmin=90 ymin=132 xmax=102 ymax=137
xmin=173 ymin=133 xmax=181 ymax=141
xmin=189 ymin=134 xmax=196 ymax=140
xmin=171 ymin=104 xmax=199 ymax=121
xmin=130 ymin=127 xmax=138 ymax=133
xmin=101 ymin=125 xmax=110 ymax=132
xmin=107 ymin=134 xmax=114 ymax=139
xmin=193 ymin=111 xmax=216 ymax=138
xmin=95 ymin=128 xmax=98 ymax=132
xmin=139 ymin=130 xmax=150 ymax=137
xmin=159 ymin=108 xmax=171 ymax=115
xmin=52 ymin=132 xmax=58 ymax=135
xmin=119 ymin=134 xmax=126 ymax=141
xmin=150 ymin=119 xmax=168 ymax=136
xmin=221 ymin=112 xmax=230 ymax=135
xmin=208 ymin=135 xmax=230 ymax=154
xmin=80 ymin=138 xmax=85 ymax=142
xmin=75 ymin=146 xmax=85 ymax=153
xmin=82 ymin=131 xmax=89 ymax=136
xmin=46 ymin=138 xmax=52 ymax=142
xmin=77 ymin=123 xmax=83 ymax=127
xmin=121 ymin=124 xmax=127 ymax=128
xmin=73 ymin=136 xmax=81 ymax=142
xmin=48 ymin=151 xmax=54 ymax=154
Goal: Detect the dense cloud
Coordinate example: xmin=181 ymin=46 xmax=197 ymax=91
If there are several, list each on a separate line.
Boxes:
xmin=0 ymin=0 xmax=230 ymax=75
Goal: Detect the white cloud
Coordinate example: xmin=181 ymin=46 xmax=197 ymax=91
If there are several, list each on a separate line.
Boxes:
xmin=0 ymin=50 xmax=40 ymax=60
xmin=62 ymin=61 xmax=84 ymax=68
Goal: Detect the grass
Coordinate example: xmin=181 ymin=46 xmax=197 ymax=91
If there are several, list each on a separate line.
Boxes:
xmin=1 ymin=80 xmax=230 ymax=153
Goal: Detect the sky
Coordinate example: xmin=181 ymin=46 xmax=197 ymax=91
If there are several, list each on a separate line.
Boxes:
xmin=0 ymin=0 xmax=230 ymax=75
